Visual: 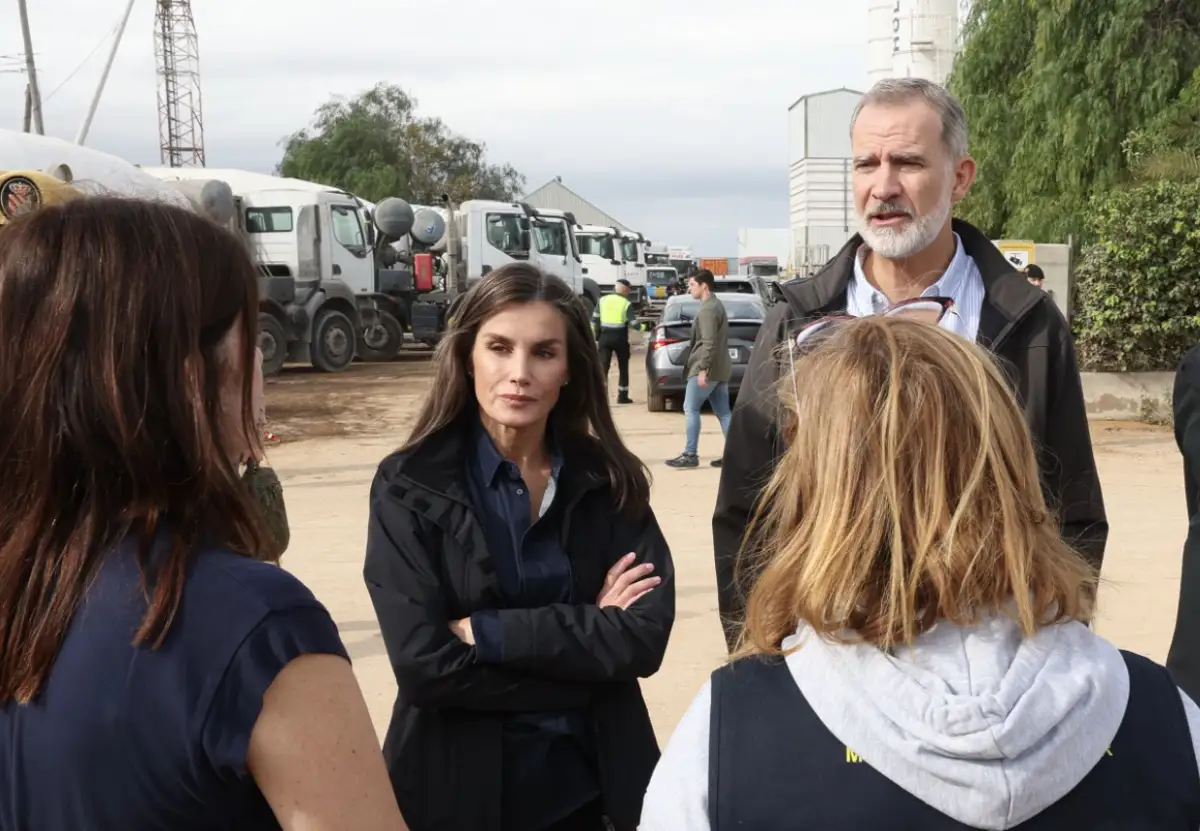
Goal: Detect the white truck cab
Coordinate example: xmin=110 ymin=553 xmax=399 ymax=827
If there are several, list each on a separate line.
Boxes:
xmin=575 ymin=224 xmax=625 ymax=295
xmin=645 ymin=242 xmax=671 ymax=266
xmin=618 ymin=230 xmax=649 ymax=302
xmin=139 ymin=167 xmax=373 ymax=375
xmin=450 ymin=200 xmax=600 ymax=314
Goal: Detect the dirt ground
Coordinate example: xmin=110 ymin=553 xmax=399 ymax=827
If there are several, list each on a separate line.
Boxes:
xmin=263 ymin=343 xmax=1188 ymax=742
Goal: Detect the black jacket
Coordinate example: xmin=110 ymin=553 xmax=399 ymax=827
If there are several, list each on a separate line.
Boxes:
xmin=713 ymin=219 xmax=1108 ymax=651
xmin=363 ymin=419 xmax=674 ymax=830
xmin=1168 ymin=345 xmax=1200 ymax=700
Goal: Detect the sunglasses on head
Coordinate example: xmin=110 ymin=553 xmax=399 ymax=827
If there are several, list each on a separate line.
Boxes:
xmin=792 ymin=296 xmax=956 ymax=353
xmin=784 ymin=296 xmax=957 ymax=410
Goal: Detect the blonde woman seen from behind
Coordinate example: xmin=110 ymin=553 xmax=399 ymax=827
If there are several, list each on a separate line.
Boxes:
xmin=641 ymin=316 xmax=1200 ymax=830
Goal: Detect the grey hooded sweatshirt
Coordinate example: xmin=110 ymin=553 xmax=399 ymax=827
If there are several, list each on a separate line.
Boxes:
xmin=640 ymin=613 xmax=1200 ymax=830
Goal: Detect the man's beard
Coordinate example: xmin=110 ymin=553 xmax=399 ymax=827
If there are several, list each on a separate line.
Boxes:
xmin=858 ymin=189 xmax=952 ymax=259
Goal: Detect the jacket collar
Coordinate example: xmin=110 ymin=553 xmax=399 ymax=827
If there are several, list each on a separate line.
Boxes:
xmin=392 ymin=411 xmax=606 ymax=513
xmin=472 ymin=413 xmax=565 ymax=488
xmin=782 ymin=218 xmax=1047 ymax=349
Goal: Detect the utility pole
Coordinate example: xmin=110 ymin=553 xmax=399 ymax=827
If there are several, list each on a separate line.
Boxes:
xmin=76 ymin=0 xmax=137 ymax=144
xmin=16 ymin=0 xmax=44 ymax=134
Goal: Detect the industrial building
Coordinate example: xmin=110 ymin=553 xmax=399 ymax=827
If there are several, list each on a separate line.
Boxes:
xmin=867 ymin=0 xmax=964 ymax=86
xmin=522 ymin=177 xmax=627 ymax=230
xmin=787 ymin=88 xmax=862 ymax=274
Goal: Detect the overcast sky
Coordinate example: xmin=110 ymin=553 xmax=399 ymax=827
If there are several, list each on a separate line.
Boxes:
xmin=3 ymin=0 xmax=868 ymax=255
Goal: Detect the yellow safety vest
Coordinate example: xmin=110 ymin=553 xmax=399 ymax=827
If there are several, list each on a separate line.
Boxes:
xmin=598 ymin=293 xmax=631 ymax=327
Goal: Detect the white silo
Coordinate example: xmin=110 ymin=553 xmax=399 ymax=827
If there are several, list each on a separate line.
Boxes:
xmin=866 ymin=0 xmax=961 ymax=87
xmin=867 ymin=0 xmax=896 ymax=84
xmin=892 ymin=0 xmax=960 ymax=85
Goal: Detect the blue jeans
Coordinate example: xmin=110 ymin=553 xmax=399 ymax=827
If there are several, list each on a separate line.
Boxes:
xmin=684 ymin=375 xmax=731 ymax=455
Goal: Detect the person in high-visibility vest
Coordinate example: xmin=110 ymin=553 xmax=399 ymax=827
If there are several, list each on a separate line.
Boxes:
xmin=595 ymin=279 xmax=636 ymax=404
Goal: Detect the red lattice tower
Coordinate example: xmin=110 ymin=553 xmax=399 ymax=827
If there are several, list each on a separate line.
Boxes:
xmin=154 ymin=0 xmax=205 ymax=167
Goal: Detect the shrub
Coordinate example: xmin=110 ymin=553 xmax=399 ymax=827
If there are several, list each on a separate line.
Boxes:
xmin=1073 ymin=178 xmax=1200 ymax=371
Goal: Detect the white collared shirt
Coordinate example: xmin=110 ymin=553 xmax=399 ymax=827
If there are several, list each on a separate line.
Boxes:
xmin=846 ymin=233 xmax=985 ymax=341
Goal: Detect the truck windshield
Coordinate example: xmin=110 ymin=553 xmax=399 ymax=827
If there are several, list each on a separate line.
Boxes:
xmin=578 ymin=235 xmax=614 ymax=259
xmin=485 ymin=214 xmax=527 ymax=255
xmin=533 ymin=221 xmax=568 ymax=256
xmin=647 ymin=268 xmax=676 ymax=284
xmin=245 ymin=207 xmax=293 ymax=233
xmin=620 ymin=239 xmax=639 ymax=261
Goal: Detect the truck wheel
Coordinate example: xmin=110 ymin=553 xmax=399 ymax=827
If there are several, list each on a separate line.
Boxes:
xmin=357 ymin=311 xmax=404 ymax=362
xmin=310 ymin=309 xmax=355 ymax=372
xmin=257 ymin=313 xmax=287 ymax=377
xmin=647 ymin=380 xmax=666 ymax=413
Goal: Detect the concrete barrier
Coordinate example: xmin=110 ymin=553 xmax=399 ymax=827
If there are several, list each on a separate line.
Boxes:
xmin=1082 ymin=372 xmax=1174 ymax=421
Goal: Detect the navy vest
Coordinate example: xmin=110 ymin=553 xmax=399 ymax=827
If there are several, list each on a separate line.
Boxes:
xmin=708 ymin=651 xmax=1200 ymax=830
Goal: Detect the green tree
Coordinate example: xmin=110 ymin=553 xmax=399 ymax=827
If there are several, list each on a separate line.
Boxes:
xmin=1124 ymin=64 xmax=1200 ymax=181
xmin=948 ymin=0 xmax=1200 ymax=242
xmin=276 ymin=83 xmax=525 ymax=204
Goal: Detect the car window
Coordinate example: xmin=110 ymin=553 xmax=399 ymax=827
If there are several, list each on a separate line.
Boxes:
xmin=665 ymin=297 xmax=763 ymax=322
xmin=713 ymin=280 xmax=754 ymax=294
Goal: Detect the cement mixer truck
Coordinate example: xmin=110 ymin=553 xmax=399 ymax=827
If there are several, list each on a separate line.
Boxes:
xmin=374 ymin=198 xmax=602 ymax=345
xmin=0 ymin=131 xmax=372 ymax=375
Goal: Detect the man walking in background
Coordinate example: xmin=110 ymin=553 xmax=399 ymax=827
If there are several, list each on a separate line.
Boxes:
xmin=597 ymin=278 xmax=636 ymax=404
xmin=667 ymin=270 xmax=732 ymax=469
xmin=713 ymin=77 xmax=1107 ymax=651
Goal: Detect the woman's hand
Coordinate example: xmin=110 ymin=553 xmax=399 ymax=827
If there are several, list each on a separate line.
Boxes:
xmin=449 ymin=617 xmax=475 ymax=645
xmin=597 ymin=553 xmax=661 ymax=610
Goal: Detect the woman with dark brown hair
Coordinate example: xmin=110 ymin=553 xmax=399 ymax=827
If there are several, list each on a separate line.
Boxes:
xmin=365 ymin=262 xmax=675 ymax=831
xmin=0 ymin=197 xmax=405 ymax=830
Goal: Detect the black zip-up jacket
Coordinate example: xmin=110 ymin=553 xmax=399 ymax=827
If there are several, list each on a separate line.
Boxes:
xmin=363 ymin=419 xmax=674 ymax=830
xmin=1167 ymin=344 xmax=1200 ymax=701
xmin=713 ymin=219 xmax=1108 ymax=651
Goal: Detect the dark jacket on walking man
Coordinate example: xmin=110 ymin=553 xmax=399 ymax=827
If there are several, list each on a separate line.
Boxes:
xmin=1168 ymin=344 xmax=1200 ymax=701
xmin=667 ymin=270 xmax=734 ymax=469
xmin=686 ymin=295 xmax=732 ymax=384
xmin=713 ymin=78 xmax=1107 ymax=652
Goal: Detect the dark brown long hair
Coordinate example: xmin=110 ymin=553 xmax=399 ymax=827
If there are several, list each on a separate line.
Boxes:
xmin=404 ymin=262 xmax=650 ymax=513
xmin=0 ymin=196 xmax=266 ymax=703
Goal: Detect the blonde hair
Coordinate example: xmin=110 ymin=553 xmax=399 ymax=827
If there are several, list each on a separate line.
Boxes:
xmin=737 ymin=316 xmax=1095 ymax=657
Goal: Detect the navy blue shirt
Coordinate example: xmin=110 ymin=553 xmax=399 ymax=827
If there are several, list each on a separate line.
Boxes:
xmin=464 ymin=423 xmax=600 ymax=830
xmin=0 ymin=536 xmax=347 ymax=831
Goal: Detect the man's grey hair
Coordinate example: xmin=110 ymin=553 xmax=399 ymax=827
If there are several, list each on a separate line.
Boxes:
xmin=849 ymin=78 xmax=970 ymax=159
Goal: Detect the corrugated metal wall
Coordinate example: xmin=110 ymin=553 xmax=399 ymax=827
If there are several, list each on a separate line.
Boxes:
xmin=737 ymin=228 xmax=791 ymax=263
xmin=789 ymin=158 xmax=856 ymax=270
xmin=522 ymin=180 xmax=627 ymax=230
xmin=787 ymin=89 xmax=862 ymax=272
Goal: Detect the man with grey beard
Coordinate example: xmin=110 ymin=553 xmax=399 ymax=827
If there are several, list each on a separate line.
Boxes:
xmin=711 ymin=77 xmax=1107 ymax=652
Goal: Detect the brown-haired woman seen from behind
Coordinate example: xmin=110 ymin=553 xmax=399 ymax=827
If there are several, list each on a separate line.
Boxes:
xmin=643 ymin=316 xmax=1200 ymax=830
xmin=365 ymin=262 xmax=674 ymax=831
xmin=0 ymin=197 xmax=405 ymax=831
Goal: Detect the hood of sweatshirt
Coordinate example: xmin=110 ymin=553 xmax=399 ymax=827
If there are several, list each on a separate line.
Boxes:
xmin=784 ymin=613 xmax=1129 ymax=829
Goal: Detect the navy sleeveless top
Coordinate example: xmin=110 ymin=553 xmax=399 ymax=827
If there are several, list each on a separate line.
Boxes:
xmin=0 ymin=538 xmax=348 ymax=830
xmin=709 ymin=651 xmax=1200 ymax=830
